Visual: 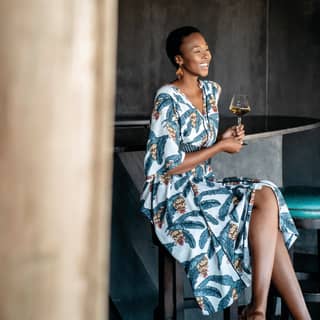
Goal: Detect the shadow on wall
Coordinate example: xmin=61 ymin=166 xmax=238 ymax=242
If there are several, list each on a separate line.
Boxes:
xmin=110 ymin=154 xmax=157 ymax=320
xmin=283 ymin=129 xmax=320 ymax=188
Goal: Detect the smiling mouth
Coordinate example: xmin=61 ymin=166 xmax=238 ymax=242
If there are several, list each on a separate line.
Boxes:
xmin=200 ymin=63 xmax=209 ymax=68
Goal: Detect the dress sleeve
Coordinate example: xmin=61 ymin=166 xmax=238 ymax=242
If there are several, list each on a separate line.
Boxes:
xmin=144 ymin=92 xmax=186 ymax=176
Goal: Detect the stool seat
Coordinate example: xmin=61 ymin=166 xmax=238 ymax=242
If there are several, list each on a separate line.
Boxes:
xmin=281 ymin=186 xmax=320 ymax=219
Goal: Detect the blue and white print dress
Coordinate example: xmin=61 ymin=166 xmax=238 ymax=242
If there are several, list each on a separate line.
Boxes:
xmin=140 ymin=80 xmax=298 ymax=316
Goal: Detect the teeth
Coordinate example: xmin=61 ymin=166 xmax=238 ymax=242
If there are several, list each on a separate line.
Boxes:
xmin=200 ymin=63 xmax=208 ymax=67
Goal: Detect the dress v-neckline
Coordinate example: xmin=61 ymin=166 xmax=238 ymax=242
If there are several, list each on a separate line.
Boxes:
xmin=169 ymin=81 xmax=207 ymax=117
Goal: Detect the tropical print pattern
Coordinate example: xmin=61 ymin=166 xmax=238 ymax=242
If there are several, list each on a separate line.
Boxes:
xmin=140 ymin=80 xmax=298 ymax=315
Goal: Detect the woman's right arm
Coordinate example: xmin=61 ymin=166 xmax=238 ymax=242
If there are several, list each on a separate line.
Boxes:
xmin=168 ymin=136 xmax=243 ymax=175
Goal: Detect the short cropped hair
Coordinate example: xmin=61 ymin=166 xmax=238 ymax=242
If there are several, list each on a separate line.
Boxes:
xmin=166 ymin=26 xmax=201 ymax=69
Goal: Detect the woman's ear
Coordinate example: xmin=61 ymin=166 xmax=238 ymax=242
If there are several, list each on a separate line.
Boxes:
xmin=175 ymin=55 xmax=183 ymax=66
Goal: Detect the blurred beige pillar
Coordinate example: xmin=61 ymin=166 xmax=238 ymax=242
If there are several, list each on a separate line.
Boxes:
xmin=0 ymin=0 xmax=117 ymax=319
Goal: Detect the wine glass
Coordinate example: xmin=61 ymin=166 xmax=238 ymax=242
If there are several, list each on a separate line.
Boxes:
xmin=229 ymin=94 xmax=251 ymax=144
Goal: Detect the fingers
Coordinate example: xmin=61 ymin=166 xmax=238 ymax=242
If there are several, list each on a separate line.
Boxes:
xmin=235 ymin=136 xmax=244 ymax=145
xmin=234 ymin=125 xmax=245 ymax=140
xmin=235 ymin=124 xmax=244 ymax=133
xmin=231 ymin=135 xmax=243 ymax=147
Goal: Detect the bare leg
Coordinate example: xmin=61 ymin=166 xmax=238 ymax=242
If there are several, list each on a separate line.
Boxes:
xmin=244 ymin=187 xmax=311 ymax=320
xmin=271 ymin=232 xmax=311 ymax=319
xmin=244 ymin=187 xmax=279 ymax=319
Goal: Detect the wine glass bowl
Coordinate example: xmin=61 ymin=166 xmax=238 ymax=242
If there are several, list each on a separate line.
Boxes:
xmin=229 ymin=94 xmax=251 ymax=126
xmin=229 ymin=94 xmax=251 ymax=145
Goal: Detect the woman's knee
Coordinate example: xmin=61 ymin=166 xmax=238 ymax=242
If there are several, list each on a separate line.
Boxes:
xmin=253 ymin=186 xmax=278 ymax=212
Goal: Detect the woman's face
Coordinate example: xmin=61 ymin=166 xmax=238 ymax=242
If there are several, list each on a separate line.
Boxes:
xmin=176 ymin=32 xmax=212 ymax=78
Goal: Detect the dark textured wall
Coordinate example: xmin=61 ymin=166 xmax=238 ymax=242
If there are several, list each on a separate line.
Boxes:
xmin=116 ymin=0 xmax=267 ymax=118
xmin=269 ymin=0 xmax=320 ymax=118
xmin=116 ymin=0 xmax=320 ymax=119
xmin=269 ymin=0 xmax=320 ymax=187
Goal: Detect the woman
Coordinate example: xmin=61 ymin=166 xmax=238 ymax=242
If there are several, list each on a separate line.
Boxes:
xmin=140 ymin=26 xmax=310 ymax=319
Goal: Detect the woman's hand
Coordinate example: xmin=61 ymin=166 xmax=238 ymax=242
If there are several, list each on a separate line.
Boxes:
xmin=220 ymin=125 xmax=245 ymax=141
xmin=217 ymin=136 xmax=243 ymax=153
xmin=217 ymin=125 xmax=245 ymax=153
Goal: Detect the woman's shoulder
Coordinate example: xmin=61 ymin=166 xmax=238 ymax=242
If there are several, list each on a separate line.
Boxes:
xmin=155 ymin=83 xmax=176 ymax=98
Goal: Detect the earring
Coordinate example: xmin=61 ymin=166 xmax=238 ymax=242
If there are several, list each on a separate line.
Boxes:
xmin=176 ymin=65 xmax=184 ymax=80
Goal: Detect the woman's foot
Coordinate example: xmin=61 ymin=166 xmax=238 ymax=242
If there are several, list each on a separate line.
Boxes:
xmin=240 ymin=305 xmax=265 ymax=320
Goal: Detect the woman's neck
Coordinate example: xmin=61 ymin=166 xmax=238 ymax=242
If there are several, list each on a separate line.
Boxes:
xmin=173 ymin=76 xmax=200 ymax=93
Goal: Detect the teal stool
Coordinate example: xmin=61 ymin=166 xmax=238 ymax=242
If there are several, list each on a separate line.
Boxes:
xmin=282 ymin=186 xmax=320 ymax=316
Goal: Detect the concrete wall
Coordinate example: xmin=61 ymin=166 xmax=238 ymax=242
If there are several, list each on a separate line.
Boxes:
xmin=268 ymin=0 xmax=320 ymax=187
xmin=116 ymin=0 xmax=267 ymax=118
xmin=116 ymin=0 xmax=320 ymax=119
xmin=269 ymin=0 xmax=320 ymax=118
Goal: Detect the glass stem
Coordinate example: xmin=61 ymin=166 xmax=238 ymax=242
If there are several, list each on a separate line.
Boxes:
xmin=237 ymin=116 xmax=242 ymax=126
